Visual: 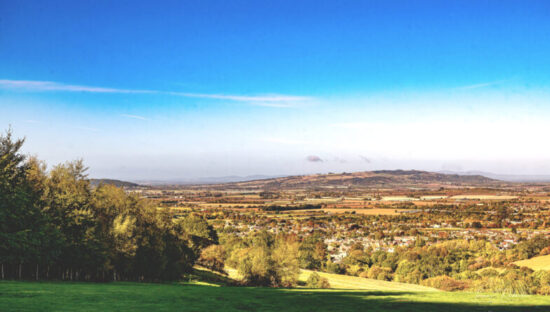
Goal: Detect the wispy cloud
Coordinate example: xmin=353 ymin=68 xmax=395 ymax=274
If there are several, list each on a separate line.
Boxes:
xmin=0 ymin=79 xmax=311 ymax=108
xmin=0 ymin=79 xmax=153 ymax=94
xmin=168 ymin=92 xmax=311 ymax=108
xmin=456 ymin=80 xmax=507 ymax=90
xmin=121 ymin=114 xmax=148 ymax=120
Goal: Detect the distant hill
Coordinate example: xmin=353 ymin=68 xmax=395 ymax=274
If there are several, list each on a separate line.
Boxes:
xmin=439 ymin=170 xmax=550 ymax=183
xmin=89 ymin=179 xmax=141 ymax=188
xmin=135 ymin=175 xmax=283 ymax=185
xmin=196 ymin=170 xmax=501 ymax=190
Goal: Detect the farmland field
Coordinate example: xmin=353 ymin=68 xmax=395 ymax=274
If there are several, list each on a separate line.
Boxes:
xmin=1 ymin=281 xmax=550 ymax=312
xmin=321 ymin=208 xmax=409 ymax=215
xmin=450 ymin=195 xmax=517 ymax=200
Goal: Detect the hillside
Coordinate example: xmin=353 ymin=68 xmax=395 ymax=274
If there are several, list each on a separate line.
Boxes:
xmin=298 ymin=269 xmax=438 ymax=292
xmin=89 ymin=179 xmax=141 ymax=188
xmin=515 ymin=255 xmax=550 ymax=271
xmin=198 ymin=170 xmax=500 ymax=190
xmin=222 ymin=266 xmax=438 ymax=292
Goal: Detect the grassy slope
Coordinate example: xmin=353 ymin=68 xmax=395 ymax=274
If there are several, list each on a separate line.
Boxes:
xmin=515 ymin=254 xmax=550 ymax=271
xmin=298 ymin=269 xmax=437 ymax=292
xmin=1 ymin=280 xmax=550 ymax=312
xmin=225 ymin=266 xmax=437 ymax=291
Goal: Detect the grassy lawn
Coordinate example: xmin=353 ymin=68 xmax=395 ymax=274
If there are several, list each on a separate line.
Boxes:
xmin=1 ymin=280 xmax=550 ymax=312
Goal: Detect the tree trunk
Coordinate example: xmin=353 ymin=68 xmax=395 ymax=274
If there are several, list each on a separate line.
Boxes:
xmin=1 ymin=263 xmax=3 ymax=280
xmin=18 ymin=263 xmax=22 ymax=279
xmin=36 ymin=264 xmax=39 ymax=281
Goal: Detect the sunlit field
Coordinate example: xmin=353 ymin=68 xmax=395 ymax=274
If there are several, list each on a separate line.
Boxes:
xmin=515 ymin=255 xmax=550 ymax=271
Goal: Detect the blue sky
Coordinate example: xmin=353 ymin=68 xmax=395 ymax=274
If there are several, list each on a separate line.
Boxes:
xmin=1 ymin=1 xmax=550 ymax=180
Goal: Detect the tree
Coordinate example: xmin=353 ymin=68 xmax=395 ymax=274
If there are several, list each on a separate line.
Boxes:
xmin=299 ymin=234 xmax=327 ymax=270
xmin=228 ymin=232 xmax=300 ymax=287
xmin=198 ymin=245 xmax=226 ymax=273
xmin=0 ymin=129 xmax=55 ymax=280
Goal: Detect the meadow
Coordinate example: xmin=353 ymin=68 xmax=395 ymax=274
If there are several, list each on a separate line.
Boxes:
xmin=1 ymin=280 xmax=550 ymax=312
xmin=515 ymin=254 xmax=550 ymax=271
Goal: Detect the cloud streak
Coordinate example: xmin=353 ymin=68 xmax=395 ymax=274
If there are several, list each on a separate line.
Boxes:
xmin=455 ymin=80 xmax=507 ymax=90
xmin=0 ymin=79 xmax=153 ymax=94
xmin=121 ymin=114 xmax=148 ymax=120
xmin=0 ymin=79 xmax=311 ymax=107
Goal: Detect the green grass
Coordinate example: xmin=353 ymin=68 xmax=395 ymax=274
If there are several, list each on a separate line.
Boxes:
xmin=1 ymin=280 xmax=550 ymax=311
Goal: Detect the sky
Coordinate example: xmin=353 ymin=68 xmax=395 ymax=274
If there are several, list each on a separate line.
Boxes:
xmin=1 ymin=0 xmax=550 ymax=181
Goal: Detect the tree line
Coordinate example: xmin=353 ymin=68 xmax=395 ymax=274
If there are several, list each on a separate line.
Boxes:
xmin=0 ymin=130 xmax=217 ymax=282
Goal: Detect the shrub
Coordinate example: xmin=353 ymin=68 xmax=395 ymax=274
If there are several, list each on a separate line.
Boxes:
xmin=533 ymin=270 xmax=550 ymax=287
xmin=422 ymin=275 xmax=469 ymax=291
xmin=363 ymin=265 xmax=393 ymax=281
xmin=477 ymin=268 xmax=500 ymax=278
xmin=306 ymin=272 xmax=331 ymax=289
xmin=473 ymin=275 xmax=532 ymax=295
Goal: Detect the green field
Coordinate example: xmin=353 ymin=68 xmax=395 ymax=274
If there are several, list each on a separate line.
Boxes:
xmin=1 ymin=280 xmax=550 ymax=311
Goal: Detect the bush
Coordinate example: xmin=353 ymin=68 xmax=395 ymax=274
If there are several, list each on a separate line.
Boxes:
xmin=473 ymin=275 xmax=532 ymax=295
xmin=533 ymin=270 xmax=550 ymax=287
xmin=477 ymin=268 xmax=500 ymax=278
xmin=306 ymin=272 xmax=331 ymax=289
xmin=362 ymin=265 xmax=393 ymax=281
xmin=325 ymin=260 xmax=345 ymax=274
xmin=422 ymin=275 xmax=469 ymax=291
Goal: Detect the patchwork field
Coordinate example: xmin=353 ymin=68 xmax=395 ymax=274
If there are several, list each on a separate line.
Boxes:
xmin=321 ymin=208 xmax=409 ymax=215
xmin=450 ymin=195 xmax=517 ymax=200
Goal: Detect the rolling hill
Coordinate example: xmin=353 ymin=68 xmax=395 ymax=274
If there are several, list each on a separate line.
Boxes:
xmin=89 ymin=179 xmax=141 ymax=188
xmin=196 ymin=170 xmax=501 ymax=190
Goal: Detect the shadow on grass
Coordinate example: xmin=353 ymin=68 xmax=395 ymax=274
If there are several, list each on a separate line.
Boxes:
xmin=1 ymin=281 xmax=550 ymax=312
xmin=185 ymin=267 xmax=239 ymax=286
xmin=197 ymin=285 xmax=550 ymax=312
